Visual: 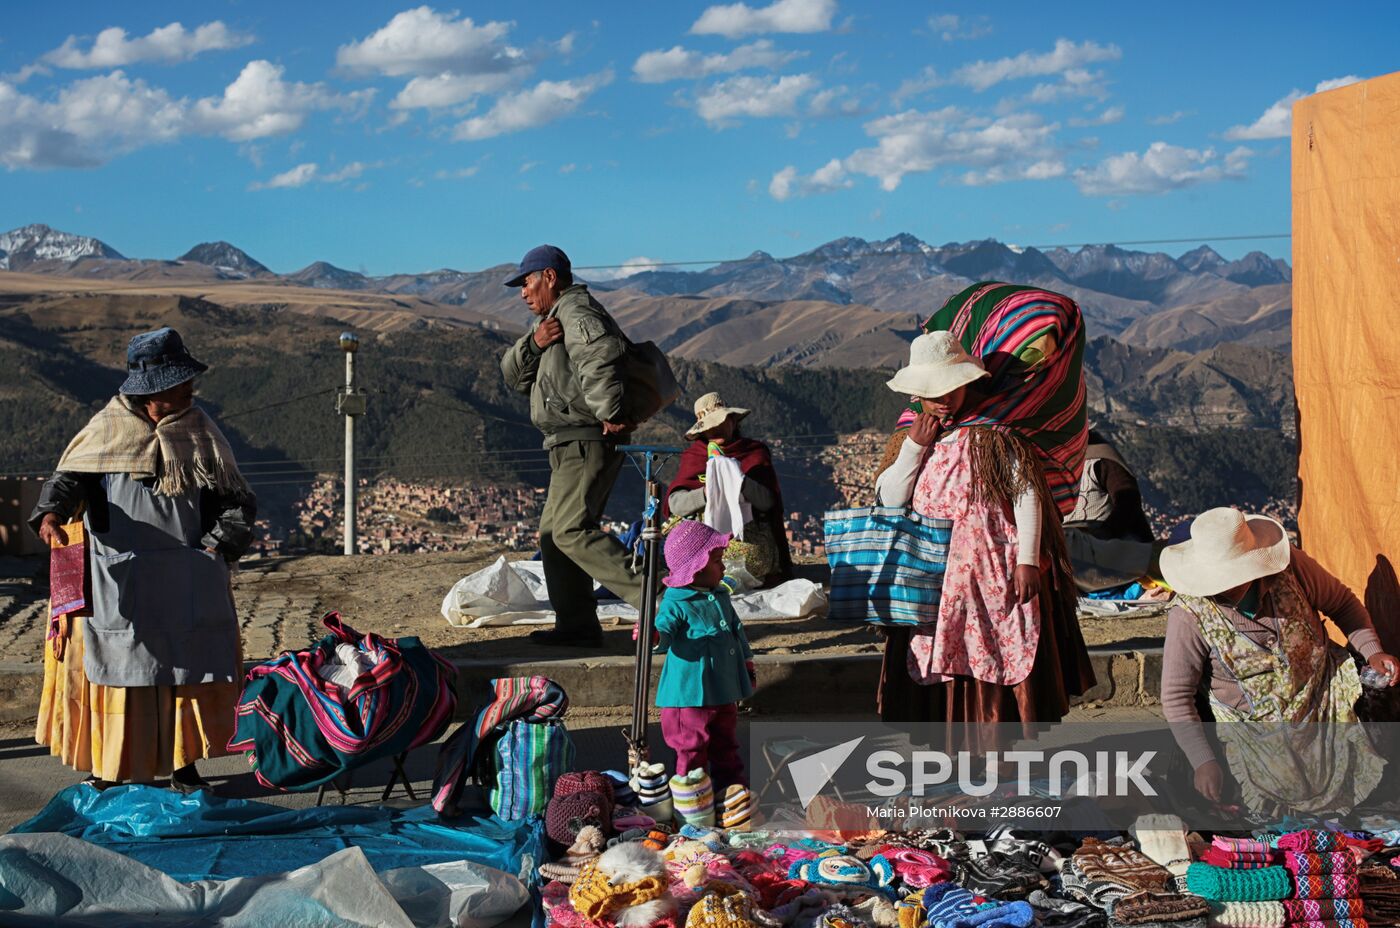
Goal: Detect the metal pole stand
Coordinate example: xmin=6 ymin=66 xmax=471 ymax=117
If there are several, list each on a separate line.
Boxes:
xmin=616 ymin=444 xmax=683 ymax=773
xmin=336 ymin=332 xmax=366 ymax=556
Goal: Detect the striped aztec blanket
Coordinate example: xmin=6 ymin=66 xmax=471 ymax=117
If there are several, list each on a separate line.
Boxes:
xmin=894 ymin=281 xmax=1087 ymax=517
xmin=229 ymin=612 xmax=457 ymax=792
xmin=824 ymin=506 xmax=953 ymax=626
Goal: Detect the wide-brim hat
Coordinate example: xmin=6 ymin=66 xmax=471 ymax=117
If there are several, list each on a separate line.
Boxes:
xmin=1159 ymin=507 xmax=1291 ymax=597
xmin=118 ymin=326 xmax=209 ymax=396
xmin=685 ymin=392 xmax=750 ymax=439
xmin=886 ymin=330 xmax=989 ymax=399
xmin=663 ymin=520 xmax=731 ymax=588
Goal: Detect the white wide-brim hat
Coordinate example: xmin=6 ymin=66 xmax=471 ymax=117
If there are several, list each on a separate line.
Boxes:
xmin=1159 ymin=507 xmax=1291 ymax=597
xmin=886 ymin=330 xmax=990 ymax=399
xmin=686 ymin=391 xmax=751 ymax=439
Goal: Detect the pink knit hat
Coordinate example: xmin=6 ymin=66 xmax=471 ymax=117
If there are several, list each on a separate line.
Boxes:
xmin=663 ymin=521 xmax=731 ymax=588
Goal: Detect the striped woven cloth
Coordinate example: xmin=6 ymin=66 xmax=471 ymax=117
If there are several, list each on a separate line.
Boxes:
xmin=824 ymin=505 xmax=953 ymax=625
xmin=1285 ymin=853 xmax=1361 ymax=877
xmin=894 ymin=281 xmax=1087 ymax=517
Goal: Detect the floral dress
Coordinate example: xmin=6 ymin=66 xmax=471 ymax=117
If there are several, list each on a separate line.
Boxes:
xmin=907 ymin=429 xmax=1039 ymax=686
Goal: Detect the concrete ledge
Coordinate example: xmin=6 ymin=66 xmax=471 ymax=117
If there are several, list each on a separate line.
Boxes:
xmin=0 ymin=648 xmax=1167 ymax=722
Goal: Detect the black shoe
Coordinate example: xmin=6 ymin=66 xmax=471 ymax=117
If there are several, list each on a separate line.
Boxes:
xmin=170 ymin=764 xmax=213 ymax=795
xmin=527 ymin=628 xmax=604 ymax=648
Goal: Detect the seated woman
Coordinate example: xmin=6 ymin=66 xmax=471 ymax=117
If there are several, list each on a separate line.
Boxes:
xmin=1160 ymin=507 xmax=1400 ymax=816
xmin=665 ymin=392 xmax=793 ymax=588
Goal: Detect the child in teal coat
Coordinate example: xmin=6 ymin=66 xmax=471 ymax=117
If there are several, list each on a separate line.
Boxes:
xmin=655 ymin=520 xmax=755 ymax=790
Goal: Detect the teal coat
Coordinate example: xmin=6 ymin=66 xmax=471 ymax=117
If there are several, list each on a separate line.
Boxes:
xmin=654 ymin=586 xmax=754 ymax=708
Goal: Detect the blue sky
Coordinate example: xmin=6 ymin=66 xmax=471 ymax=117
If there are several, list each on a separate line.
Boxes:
xmin=1 ymin=1 xmax=1392 ymax=275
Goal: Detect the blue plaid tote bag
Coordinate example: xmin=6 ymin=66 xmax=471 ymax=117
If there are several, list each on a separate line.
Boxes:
xmin=823 ymin=506 xmax=952 ymax=625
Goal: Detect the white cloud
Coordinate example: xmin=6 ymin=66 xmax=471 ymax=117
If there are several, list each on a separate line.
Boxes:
xmin=390 ymin=71 xmax=516 ymax=109
xmin=807 ymin=85 xmax=862 ymax=117
xmin=694 ymin=73 xmax=817 ymax=125
xmin=1224 ymin=75 xmax=1362 ymax=140
xmin=453 ymin=71 xmax=613 ymax=140
xmin=954 ymin=38 xmax=1120 ymax=91
xmin=892 ymin=66 xmax=940 ymax=105
xmin=1025 ymin=67 xmax=1110 ymax=103
xmin=1149 ymin=110 xmax=1190 ymax=125
xmin=768 ymin=157 xmax=851 ymax=200
xmin=844 ymin=106 xmax=1060 ymax=190
xmin=586 ymin=256 xmax=665 ymax=281
xmin=1068 ymin=104 xmax=1123 ymax=127
xmin=434 ymin=166 xmax=480 ymax=180
xmin=250 ymin=162 xmax=318 ymax=189
xmin=336 ymin=7 xmax=525 ymax=77
xmin=43 ymin=21 xmax=253 ymax=69
xmin=192 ymin=60 xmax=368 ymax=141
xmin=928 ymin=14 xmax=992 ymax=42
xmin=249 ymin=160 xmax=378 ymax=190
xmin=0 ymin=71 xmax=183 ymax=168
xmin=1073 ymin=141 xmax=1252 ymax=196
xmin=960 ymin=159 xmax=1065 ymax=186
xmin=691 ymin=0 xmax=837 ymax=38
xmin=632 ymin=39 xmax=801 ymax=83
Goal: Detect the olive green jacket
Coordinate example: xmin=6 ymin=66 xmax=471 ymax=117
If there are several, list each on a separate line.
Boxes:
xmin=500 ymin=284 xmax=630 ymax=447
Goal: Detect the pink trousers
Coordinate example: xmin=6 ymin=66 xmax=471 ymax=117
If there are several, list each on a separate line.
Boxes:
xmin=660 ymin=704 xmax=745 ymax=789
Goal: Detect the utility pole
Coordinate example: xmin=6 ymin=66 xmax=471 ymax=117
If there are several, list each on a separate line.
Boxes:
xmin=337 ymin=332 xmax=366 ymax=555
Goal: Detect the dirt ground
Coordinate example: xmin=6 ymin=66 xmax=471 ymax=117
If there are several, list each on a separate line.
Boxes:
xmin=231 ymin=548 xmax=1167 ymax=665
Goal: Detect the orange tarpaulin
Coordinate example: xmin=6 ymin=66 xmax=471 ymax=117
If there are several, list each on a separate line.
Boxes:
xmin=1293 ymin=71 xmax=1400 ymax=651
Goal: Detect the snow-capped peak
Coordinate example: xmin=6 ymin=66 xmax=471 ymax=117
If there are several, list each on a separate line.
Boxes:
xmin=0 ymin=223 xmax=125 ymax=270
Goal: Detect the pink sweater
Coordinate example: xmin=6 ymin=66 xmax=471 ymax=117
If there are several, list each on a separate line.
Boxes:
xmin=1160 ymin=545 xmax=1383 ymax=769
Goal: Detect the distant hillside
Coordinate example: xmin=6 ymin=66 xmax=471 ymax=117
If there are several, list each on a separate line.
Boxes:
xmin=2 ymin=223 xmax=1292 ymax=354
xmin=1 ymin=284 xmax=1298 ymax=534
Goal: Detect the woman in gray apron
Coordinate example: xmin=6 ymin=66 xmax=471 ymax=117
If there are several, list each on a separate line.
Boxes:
xmin=1159 ymin=508 xmax=1399 ymax=817
xmin=31 ymin=327 xmax=255 ymax=793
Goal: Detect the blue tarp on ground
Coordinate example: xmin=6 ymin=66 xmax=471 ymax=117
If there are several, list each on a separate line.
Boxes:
xmin=10 ymin=785 xmax=544 ymax=885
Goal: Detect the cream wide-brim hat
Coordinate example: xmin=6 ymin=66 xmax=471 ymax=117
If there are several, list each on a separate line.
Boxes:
xmin=686 ymin=392 xmax=750 ymax=439
xmin=886 ymin=330 xmax=990 ymax=399
xmin=1159 ymin=507 xmax=1291 ymax=597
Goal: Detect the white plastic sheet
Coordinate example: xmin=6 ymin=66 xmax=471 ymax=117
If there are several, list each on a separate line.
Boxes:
xmin=0 ymin=834 xmax=528 ymax=927
xmin=441 ymin=556 xmax=827 ymax=628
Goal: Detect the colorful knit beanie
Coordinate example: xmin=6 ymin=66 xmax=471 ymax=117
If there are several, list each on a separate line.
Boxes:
xmin=671 ymin=769 xmax=716 ymax=828
xmin=922 ymin=882 xmax=1036 ymax=928
xmin=547 ymin=790 xmax=613 ymax=849
xmin=1185 ymin=863 xmax=1293 ymax=902
xmin=540 ymin=825 xmax=608 ymax=884
xmin=569 ymin=842 xmax=675 ymax=925
xmin=719 ymin=784 xmax=756 ymax=831
xmin=790 ymin=852 xmax=897 ymax=898
xmin=664 ymin=521 xmax=731 ymax=588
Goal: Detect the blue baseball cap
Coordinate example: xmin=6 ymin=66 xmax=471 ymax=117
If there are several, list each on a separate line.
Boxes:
xmin=504 ymin=244 xmax=571 ymax=287
xmin=118 ymin=327 xmax=209 ymax=396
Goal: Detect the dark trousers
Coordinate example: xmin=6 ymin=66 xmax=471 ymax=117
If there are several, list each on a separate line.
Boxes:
xmin=538 ymin=440 xmax=643 ymax=636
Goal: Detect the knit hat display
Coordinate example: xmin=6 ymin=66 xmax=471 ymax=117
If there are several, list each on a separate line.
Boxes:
xmin=1206 ymin=901 xmax=1286 ymax=928
xmin=605 ymin=769 xmax=639 ymax=807
xmin=790 ymin=853 xmax=898 ymax=899
xmin=683 ymin=881 xmax=762 ymax=928
xmin=960 ymin=850 xmax=1048 ymax=899
xmin=922 ymin=882 xmax=1036 ymax=928
xmin=1107 ymin=892 xmax=1211 ymax=926
xmin=664 ymin=520 xmax=732 ymax=588
xmin=719 ymin=784 xmax=756 ymax=830
xmin=882 ymin=846 xmax=955 ymax=890
xmin=634 ymin=762 xmax=675 ymax=823
xmin=1185 ymin=864 xmax=1293 ymax=902
xmin=547 ymin=788 xmax=614 ymax=849
xmin=671 ymin=769 xmax=717 ymax=827
xmin=569 ymin=842 xmax=676 ymax=926
xmin=1132 ymin=816 xmax=1194 ymax=879
xmin=1027 ymin=889 xmax=1109 ymax=928
xmin=540 ymin=826 xmax=608 ymax=884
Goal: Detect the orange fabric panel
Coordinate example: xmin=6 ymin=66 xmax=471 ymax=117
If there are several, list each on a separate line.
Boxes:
xmin=1292 ymin=71 xmax=1400 ymax=653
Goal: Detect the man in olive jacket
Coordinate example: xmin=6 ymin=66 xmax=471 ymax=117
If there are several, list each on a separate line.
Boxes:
xmin=500 ymin=244 xmax=644 ymax=646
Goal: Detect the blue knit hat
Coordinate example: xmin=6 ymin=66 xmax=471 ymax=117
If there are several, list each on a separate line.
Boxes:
xmin=118 ymin=327 xmax=208 ymax=396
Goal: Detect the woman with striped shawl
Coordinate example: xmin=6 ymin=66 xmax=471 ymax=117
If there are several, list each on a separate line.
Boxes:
xmin=30 ymin=327 xmax=254 ymax=793
xmin=874 ymin=282 xmax=1095 ymax=738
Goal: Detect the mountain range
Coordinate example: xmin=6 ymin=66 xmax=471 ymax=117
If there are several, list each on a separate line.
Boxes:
xmin=0 ymin=223 xmax=1293 ymax=356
